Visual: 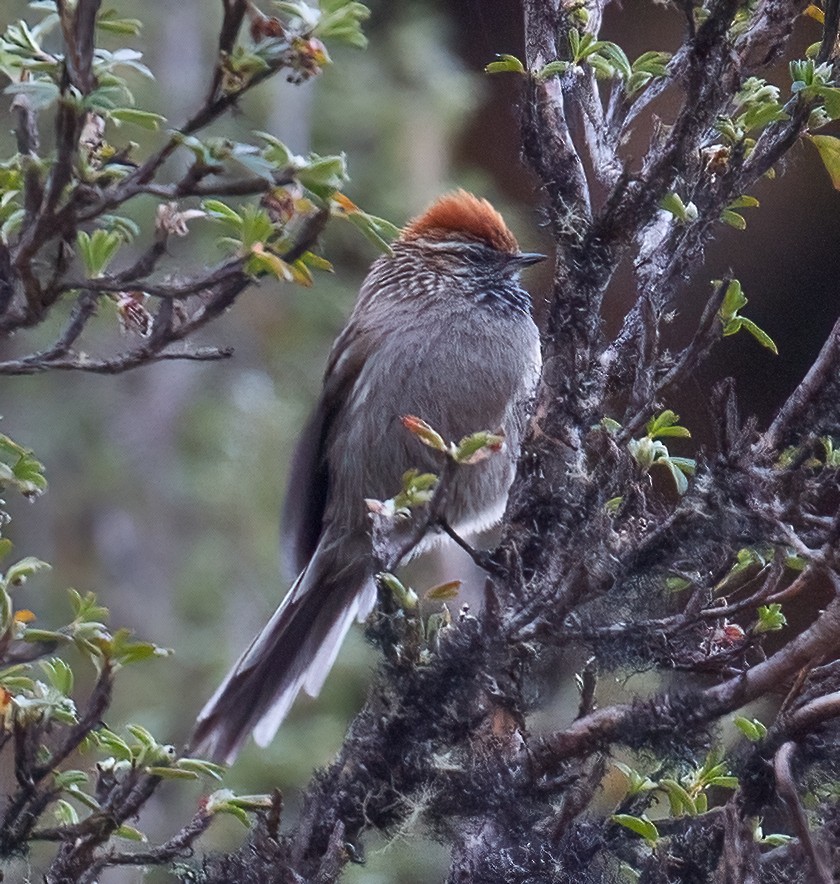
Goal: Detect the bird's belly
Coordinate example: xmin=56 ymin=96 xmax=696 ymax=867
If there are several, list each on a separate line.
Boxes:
xmin=327 ymin=316 xmax=538 ymax=536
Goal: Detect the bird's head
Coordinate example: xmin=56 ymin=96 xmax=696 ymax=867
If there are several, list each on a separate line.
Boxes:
xmin=399 ymin=190 xmax=545 ymax=280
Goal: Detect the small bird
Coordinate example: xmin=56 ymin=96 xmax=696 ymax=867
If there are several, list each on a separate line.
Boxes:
xmin=192 ymin=191 xmax=543 ymax=763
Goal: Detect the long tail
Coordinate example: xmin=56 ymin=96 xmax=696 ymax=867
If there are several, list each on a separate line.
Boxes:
xmin=191 ymin=537 xmax=375 ymax=764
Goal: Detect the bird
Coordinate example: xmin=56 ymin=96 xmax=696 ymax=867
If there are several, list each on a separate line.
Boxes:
xmin=192 ymin=190 xmax=544 ymax=763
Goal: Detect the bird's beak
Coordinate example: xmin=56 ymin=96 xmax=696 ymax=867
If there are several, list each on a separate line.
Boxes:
xmin=512 ymin=252 xmax=547 ymax=268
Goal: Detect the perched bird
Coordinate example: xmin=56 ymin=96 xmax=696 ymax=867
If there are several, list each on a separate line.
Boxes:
xmin=193 ymin=191 xmax=543 ymax=763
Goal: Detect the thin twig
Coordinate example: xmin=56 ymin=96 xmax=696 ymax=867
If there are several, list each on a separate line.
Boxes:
xmin=774 ymin=741 xmax=832 ymax=884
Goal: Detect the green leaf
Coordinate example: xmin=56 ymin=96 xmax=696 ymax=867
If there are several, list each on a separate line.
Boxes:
xmin=646 ymin=410 xmax=677 ymax=435
xmin=759 ymin=832 xmax=793 ymax=847
xmin=784 ymin=551 xmax=808 ymax=571
xmin=722 ymin=317 xmax=742 ymax=336
xmin=536 ymin=60 xmax=569 ymax=79
xmin=223 ymin=793 xmax=275 ymax=811
xmin=568 ymin=27 xmax=581 ymax=59
xmin=816 ymin=85 xmax=840 ymax=120
xmin=755 ymin=603 xmax=787 ymax=634
xmin=632 ymin=50 xmax=671 ymax=77
xmin=341 ymin=208 xmax=398 ymax=254
xmin=717 ymin=286 xmax=778 ymax=353
xmin=627 ymin=435 xmax=659 ymax=470
xmin=401 ymin=415 xmax=446 ymax=452
xmin=587 ymin=54 xmax=615 ymax=79
xmin=245 ymin=245 xmax=292 ymax=280
xmin=126 ymin=723 xmax=158 ymax=749
xmin=174 ymin=757 xmax=226 ymax=780
xmin=596 ymin=42 xmax=632 ymax=79
xmin=147 ymin=766 xmax=199 ymax=780
xmin=5 ymin=556 xmax=50 ymax=587
xmin=201 ymin=199 xmax=243 ymax=227
xmin=54 ymin=769 xmax=89 ymax=789
xmin=659 ymin=192 xmax=697 ymax=223
xmin=720 ymin=209 xmax=747 ymax=229
xmin=614 ymin=761 xmax=656 ymax=795
xmin=605 ymin=494 xmax=622 ymax=514
xmin=68 ymin=589 xmax=109 ymax=624
xmin=255 ymin=131 xmax=297 ymax=169
xmin=53 ymin=799 xmax=79 ymax=826
xmin=611 ymin=814 xmax=660 ymax=843
xmin=658 ymin=457 xmax=689 ymax=495
xmin=21 ymin=628 xmax=66 ymax=644
xmin=91 ymin=728 xmax=133 ymax=761
xmin=115 ymin=824 xmax=147 ymax=841
xmin=660 ymin=778 xmax=697 ymax=816
xmin=102 ymin=47 xmax=153 ymax=79
xmin=299 ymin=251 xmax=333 ymax=272
xmin=424 ymin=580 xmax=462 ymax=602
xmin=710 ymin=776 xmax=739 ymax=789
xmin=718 ymin=279 xmax=747 ymax=320
xmin=485 ymin=54 xmax=525 ymax=74
xmin=296 ymin=153 xmax=347 ymax=198
xmin=99 ymin=214 xmax=141 ymax=242
xmin=3 ymin=79 xmax=60 ymax=110
xmin=665 ymin=574 xmax=692 ymax=592
xmin=715 ymin=546 xmax=769 ymax=592
xmin=312 ymin=1 xmax=370 ymax=49
xmin=728 ymin=195 xmax=760 ymax=209
xmin=41 ymin=657 xmax=73 ymax=695
xmin=645 ymin=410 xmax=691 ymax=440
xmin=452 ymin=430 xmax=505 ymax=465
xmin=108 ymin=628 xmax=171 ymax=667
xmin=821 ymin=436 xmax=840 ymax=468
xmin=108 ymin=108 xmax=166 ymax=130
xmin=96 ymin=10 xmax=143 ymax=36
xmin=809 ymin=134 xmax=840 ymax=189
xmin=738 ymin=317 xmax=778 ymax=354
xmin=378 ymin=572 xmax=418 ymax=611
xmin=654 ymin=425 xmax=692 ymax=438
xmin=392 ymin=470 xmax=438 ymax=511
xmin=76 ymin=229 xmax=123 ymax=277
xmin=330 ymin=192 xmax=399 ymax=255
xmin=204 ymin=788 xmax=265 ymax=825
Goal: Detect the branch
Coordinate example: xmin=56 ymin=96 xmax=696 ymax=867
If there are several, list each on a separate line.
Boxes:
xmin=530 ymin=595 xmax=840 ymax=776
xmin=59 ymin=258 xmax=246 ymax=301
xmin=774 ymin=741 xmax=832 ymax=884
xmin=618 ymin=278 xmax=730 ymax=440
xmin=763 ymin=316 xmax=840 ymax=450
xmin=785 ymin=690 xmax=840 ymax=734
xmin=82 ymin=807 xmax=213 ymax=873
xmin=0 ymin=664 xmax=113 ymax=856
xmin=0 ymin=206 xmax=328 ymax=375
xmin=736 ymin=0 xmax=810 ymax=69
xmin=59 ymin=0 xmax=101 ymax=94
xmin=817 ymin=0 xmax=840 ymax=64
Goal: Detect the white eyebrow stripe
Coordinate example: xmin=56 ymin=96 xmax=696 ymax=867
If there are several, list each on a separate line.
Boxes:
xmin=413 ymin=238 xmax=487 ymax=252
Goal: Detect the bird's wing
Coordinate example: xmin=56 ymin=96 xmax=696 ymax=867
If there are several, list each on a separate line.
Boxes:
xmin=280 ymin=321 xmax=369 ymax=580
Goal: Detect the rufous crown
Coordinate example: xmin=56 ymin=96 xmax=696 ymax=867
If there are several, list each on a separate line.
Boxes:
xmin=400 ymin=190 xmax=519 ymax=253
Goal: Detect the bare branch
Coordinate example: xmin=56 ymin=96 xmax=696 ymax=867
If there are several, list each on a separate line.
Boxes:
xmin=764 ymin=316 xmax=840 ymax=450
xmin=530 ymin=595 xmax=840 ymax=776
xmin=774 ymin=741 xmax=832 ymax=884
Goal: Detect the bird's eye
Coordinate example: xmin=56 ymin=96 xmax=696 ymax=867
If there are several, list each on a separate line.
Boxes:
xmin=458 ymin=245 xmax=490 ymax=264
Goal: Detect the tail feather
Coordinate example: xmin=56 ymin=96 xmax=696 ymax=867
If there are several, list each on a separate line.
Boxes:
xmin=192 ymin=538 xmax=373 ymax=764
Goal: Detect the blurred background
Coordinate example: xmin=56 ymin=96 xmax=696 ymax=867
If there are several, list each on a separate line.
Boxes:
xmin=0 ymin=1 xmax=837 ymax=880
